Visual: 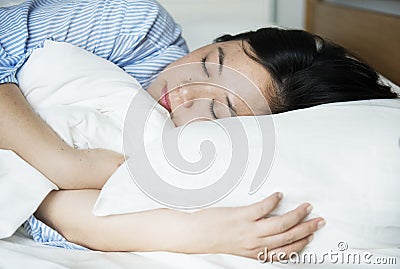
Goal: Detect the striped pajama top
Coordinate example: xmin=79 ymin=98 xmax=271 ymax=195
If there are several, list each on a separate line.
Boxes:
xmin=0 ymin=0 xmax=188 ymax=250
xmin=0 ymin=0 xmax=188 ymax=89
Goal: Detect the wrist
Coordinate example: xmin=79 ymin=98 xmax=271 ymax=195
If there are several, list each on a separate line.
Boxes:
xmin=50 ymin=147 xmax=87 ymax=189
xmin=150 ymin=209 xmax=211 ymax=254
xmin=188 ymin=209 xmax=224 ymax=254
xmin=78 ymin=148 xmax=124 ymax=189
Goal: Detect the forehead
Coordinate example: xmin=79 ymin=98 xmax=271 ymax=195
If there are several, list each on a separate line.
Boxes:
xmin=207 ymin=41 xmax=272 ymax=115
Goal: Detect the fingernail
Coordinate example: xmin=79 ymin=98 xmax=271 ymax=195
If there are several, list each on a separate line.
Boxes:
xmin=277 ymin=192 xmax=283 ymax=199
xmin=308 ymin=235 xmax=314 ymax=243
xmin=317 ymin=220 xmax=326 ymax=230
xmin=306 ymin=204 xmax=313 ymax=214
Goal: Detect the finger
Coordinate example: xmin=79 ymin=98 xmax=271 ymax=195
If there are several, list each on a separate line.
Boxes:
xmin=241 ymin=192 xmax=283 ymax=220
xmin=242 ymin=235 xmax=313 ymax=261
xmin=259 ymin=217 xmax=324 ymax=250
xmin=257 ymin=202 xmax=313 ymax=235
xmin=269 ymin=235 xmax=313 ymax=262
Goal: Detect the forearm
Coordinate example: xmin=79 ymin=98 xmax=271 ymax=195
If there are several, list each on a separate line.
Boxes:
xmin=0 ymin=83 xmax=122 ymax=189
xmin=35 ymin=190 xmax=206 ymax=253
xmin=0 ymin=83 xmax=78 ymax=187
xmin=35 ymin=190 xmax=323 ymax=258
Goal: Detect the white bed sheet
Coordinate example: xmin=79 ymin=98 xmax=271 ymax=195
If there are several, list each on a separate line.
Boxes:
xmin=2 ymin=229 xmax=400 ymax=269
xmin=2 ymin=228 xmax=399 ymax=269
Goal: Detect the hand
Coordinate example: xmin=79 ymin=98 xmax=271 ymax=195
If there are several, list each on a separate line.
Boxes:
xmin=193 ymin=193 xmax=325 ymax=260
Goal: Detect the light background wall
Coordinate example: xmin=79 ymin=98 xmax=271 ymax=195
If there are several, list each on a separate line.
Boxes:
xmin=157 ymin=0 xmax=277 ymax=50
xmin=275 ymin=0 xmax=305 ymax=30
xmin=158 ymin=0 xmax=307 ymax=50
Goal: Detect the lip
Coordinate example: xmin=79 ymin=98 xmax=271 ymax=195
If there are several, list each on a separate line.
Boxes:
xmin=160 ymin=85 xmax=172 ymax=112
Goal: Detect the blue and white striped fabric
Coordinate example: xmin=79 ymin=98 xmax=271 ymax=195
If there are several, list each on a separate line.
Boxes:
xmin=24 ymin=216 xmax=88 ymax=250
xmin=0 ymin=0 xmax=188 ymax=90
xmin=1 ymin=0 xmax=188 ymax=250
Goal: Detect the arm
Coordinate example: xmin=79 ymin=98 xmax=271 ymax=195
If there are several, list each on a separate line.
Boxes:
xmin=0 ymin=83 xmax=123 ymax=189
xmin=35 ymin=190 xmax=324 ymax=259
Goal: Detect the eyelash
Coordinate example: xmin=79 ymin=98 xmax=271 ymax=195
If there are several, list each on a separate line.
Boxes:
xmin=209 ymin=99 xmax=217 ymax=119
xmin=201 ymin=57 xmax=210 ymax=78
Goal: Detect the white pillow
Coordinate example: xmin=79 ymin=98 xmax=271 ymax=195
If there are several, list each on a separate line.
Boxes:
xmin=0 ymin=150 xmax=58 ymax=238
xmin=0 ymin=40 xmax=171 ymax=239
xmin=95 ymin=98 xmax=400 ymax=253
xmin=379 ymin=75 xmax=400 ymax=95
xmin=17 ymin=40 xmax=173 ymax=153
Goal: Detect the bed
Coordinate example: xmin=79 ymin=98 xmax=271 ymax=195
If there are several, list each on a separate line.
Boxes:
xmin=1 ymin=1 xmax=399 ymax=268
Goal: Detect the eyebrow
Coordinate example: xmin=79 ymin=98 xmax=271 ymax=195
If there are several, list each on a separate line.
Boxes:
xmin=218 ymin=46 xmax=224 ymax=74
xmin=226 ymin=95 xmax=236 ymax=116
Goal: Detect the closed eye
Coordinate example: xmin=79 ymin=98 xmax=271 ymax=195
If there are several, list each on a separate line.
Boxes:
xmin=209 ymin=99 xmax=217 ymax=119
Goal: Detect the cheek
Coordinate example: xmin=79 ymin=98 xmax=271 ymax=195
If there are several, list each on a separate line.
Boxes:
xmin=170 ymin=99 xmax=214 ymax=126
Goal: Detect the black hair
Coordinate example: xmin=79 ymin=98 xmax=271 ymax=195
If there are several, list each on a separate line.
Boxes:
xmin=215 ymin=27 xmax=398 ymax=113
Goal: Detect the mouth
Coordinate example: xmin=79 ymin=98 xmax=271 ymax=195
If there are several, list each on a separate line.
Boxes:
xmin=159 ymin=85 xmax=172 ymax=112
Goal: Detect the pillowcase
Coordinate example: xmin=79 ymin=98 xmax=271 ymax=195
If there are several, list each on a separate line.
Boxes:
xmin=95 ymin=97 xmax=400 ymax=252
xmin=379 ymin=75 xmax=400 ymax=95
xmin=0 ymin=40 xmax=171 ymax=239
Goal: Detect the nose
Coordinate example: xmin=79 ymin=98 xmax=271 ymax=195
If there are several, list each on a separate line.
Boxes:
xmin=179 ymin=87 xmax=194 ymax=108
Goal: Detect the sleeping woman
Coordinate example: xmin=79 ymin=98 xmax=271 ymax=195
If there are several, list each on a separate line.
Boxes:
xmin=0 ymin=0 xmax=397 ymax=260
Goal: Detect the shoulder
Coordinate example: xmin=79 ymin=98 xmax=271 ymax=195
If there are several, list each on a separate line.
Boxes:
xmin=118 ymin=0 xmax=180 ymax=40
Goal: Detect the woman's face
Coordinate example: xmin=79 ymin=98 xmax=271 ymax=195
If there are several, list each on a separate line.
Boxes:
xmin=147 ymin=41 xmax=273 ymax=127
